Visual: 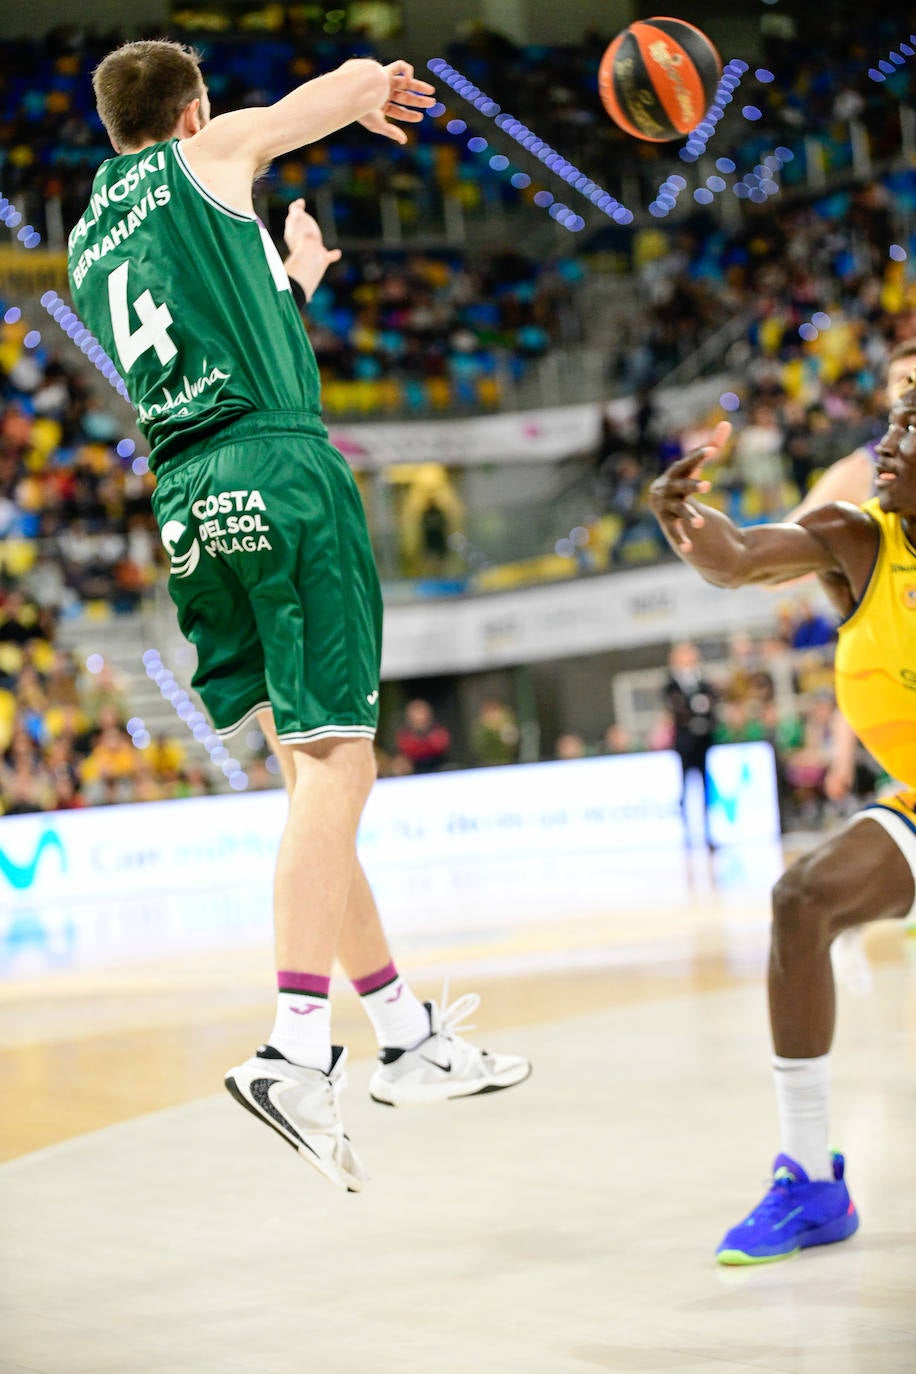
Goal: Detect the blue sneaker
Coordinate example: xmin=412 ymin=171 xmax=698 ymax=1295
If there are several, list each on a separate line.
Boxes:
xmin=716 ymin=1152 xmax=859 ymax=1265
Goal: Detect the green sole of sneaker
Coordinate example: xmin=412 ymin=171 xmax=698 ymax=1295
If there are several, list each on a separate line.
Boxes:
xmin=716 ymin=1247 xmax=800 ymax=1266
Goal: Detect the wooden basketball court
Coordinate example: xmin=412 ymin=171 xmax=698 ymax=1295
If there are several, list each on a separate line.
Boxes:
xmin=2 ymin=846 xmax=915 ymax=1373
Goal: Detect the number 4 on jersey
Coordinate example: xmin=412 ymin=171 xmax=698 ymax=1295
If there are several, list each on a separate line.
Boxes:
xmin=108 ymin=260 xmax=178 ymax=373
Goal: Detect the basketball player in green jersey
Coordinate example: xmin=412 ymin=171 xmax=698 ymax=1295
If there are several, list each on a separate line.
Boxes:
xmin=69 ymin=41 xmax=530 ymax=1191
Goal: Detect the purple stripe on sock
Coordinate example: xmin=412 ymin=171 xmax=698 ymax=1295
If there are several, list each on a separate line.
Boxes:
xmin=277 ymin=970 xmax=330 ymax=997
xmin=352 ymin=961 xmax=399 ymax=996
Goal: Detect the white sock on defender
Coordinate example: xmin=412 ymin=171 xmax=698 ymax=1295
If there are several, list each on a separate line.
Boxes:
xmin=772 ymin=1053 xmax=833 ymax=1181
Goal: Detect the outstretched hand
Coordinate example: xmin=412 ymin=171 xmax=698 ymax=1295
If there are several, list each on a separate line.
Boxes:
xmin=358 ymin=62 xmax=437 ymax=145
xmin=648 ymin=421 xmax=732 ymax=552
xmin=283 ymin=198 xmax=341 ymax=301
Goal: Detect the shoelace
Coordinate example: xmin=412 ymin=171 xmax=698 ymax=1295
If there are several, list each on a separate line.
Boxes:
xmin=749 ymin=1169 xmax=799 ymax=1221
xmin=437 ymin=985 xmax=480 ymax=1041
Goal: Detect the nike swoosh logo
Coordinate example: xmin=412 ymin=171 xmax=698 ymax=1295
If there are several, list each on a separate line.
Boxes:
xmin=0 ymin=830 xmax=66 ymax=890
xmin=384 ymin=985 xmax=404 ymax=1004
xmin=421 ymin=1054 xmax=452 ymax=1073
xmin=772 ymin=1206 xmax=804 ymax=1232
xmin=366 ymin=689 xmax=379 ymax=705
xmin=289 ymin=1004 xmax=321 ymax=1015
xmin=251 ymin=1077 xmax=319 ymax=1159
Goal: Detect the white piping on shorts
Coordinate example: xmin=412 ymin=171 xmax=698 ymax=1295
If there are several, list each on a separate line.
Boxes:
xmin=216 ymin=700 xmax=272 ymax=739
xmin=278 ymin=724 xmax=377 ymax=745
xmin=848 ymin=804 xmax=916 ymax=921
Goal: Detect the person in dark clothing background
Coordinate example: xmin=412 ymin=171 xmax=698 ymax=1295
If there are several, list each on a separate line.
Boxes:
xmin=664 ymin=640 xmax=719 ymax=848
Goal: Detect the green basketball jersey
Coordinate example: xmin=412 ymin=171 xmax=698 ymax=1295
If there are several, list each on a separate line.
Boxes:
xmin=68 ymin=139 xmax=322 ymax=471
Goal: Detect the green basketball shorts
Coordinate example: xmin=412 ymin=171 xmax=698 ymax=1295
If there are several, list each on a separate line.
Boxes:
xmin=151 ymin=410 xmax=383 ymax=744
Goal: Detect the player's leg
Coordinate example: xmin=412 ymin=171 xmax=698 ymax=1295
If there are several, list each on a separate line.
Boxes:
xmin=259 ymin=708 xmax=531 ymax=1104
xmin=224 ymin=731 xmax=373 ymax=1192
xmin=258 ymin=706 xmax=428 ymax=1047
xmin=717 ymin=814 xmax=914 ymax=1264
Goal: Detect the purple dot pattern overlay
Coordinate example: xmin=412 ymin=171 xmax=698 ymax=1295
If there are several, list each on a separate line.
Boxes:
xmin=428 ymin=58 xmax=633 ymax=225
xmin=0 ymin=193 xmax=42 ymax=250
xmin=40 ymin=289 xmax=130 ymax=402
xmin=672 ymin=57 xmax=749 ymax=180
xmin=732 ymin=146 xmax=793 ymax=202
xmin=890 ymin=244 xmax=908 ymax=262
xmin=719 ymin=392 xmax=741 ymax=412
xmin=868 ymin=33 xmax=916 ymax=80
xmin=437 ymin=108 xmax=585 ymax=230
xmin=649 ymin=174 xmax=687 ymax=217
xmin=143 ymin=648 xmax=249 ymax=789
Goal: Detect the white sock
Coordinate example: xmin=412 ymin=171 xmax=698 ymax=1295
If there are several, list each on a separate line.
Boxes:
xmin=355 ymin=965 xmax=430 ymax=1049
xmin=772 ymin=1053 xmax=833 ymax=1181
xmin=268 ymin=993 xmax=332 ymax=1072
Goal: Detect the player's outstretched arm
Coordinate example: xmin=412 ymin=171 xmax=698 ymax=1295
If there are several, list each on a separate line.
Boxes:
xmin=192 ymin=59 xmax=435 ymax=171
xmin=648 ymin=423 xmax=845 ymax=588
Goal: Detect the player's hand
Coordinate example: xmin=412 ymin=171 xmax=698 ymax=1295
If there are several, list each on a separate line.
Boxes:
xmin=283 ymin=199 xmax=341 ymax=301
xmin=648 ymin=421 xmax=731 ymax=552
xmin=823 ymin=761 xmax=854 ymax=802
xmin=358 ymin=62 xmax=436 ymax=145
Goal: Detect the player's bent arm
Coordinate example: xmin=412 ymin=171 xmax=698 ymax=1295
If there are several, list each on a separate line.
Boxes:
xmin=789 ymin=449 xmax=874 ymax=521
xmin=191 ymin=59 xmax=390 ymax=170
xmin=648 ymin=439 xmax=850 ymax=588
xmin=667 ymin=504 xmax=842 ymax=588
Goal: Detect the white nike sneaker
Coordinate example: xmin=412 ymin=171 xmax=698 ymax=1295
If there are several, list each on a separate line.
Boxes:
xmin=225 ymin=1045 xmax=367 ymax=1191
xmin=369 ymin=994 xmax=531 ymax=1106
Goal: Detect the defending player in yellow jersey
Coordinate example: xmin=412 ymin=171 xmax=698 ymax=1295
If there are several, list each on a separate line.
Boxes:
xmin=649 ymin=388 xmax=916 ymax=1266
xmin=834 ymin=494 xmax=916 ymax=833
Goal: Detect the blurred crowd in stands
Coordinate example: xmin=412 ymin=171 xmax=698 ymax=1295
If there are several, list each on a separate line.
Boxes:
xmin=0 ymin=593 xmax=213 ymax=813
xmin=308 ymin=247 xmax=583 ymax=413
xmin=1 ymin=14 xmax=912 ymax=818
xmin=2 ymin=13 xmax=909 ymax=238
xmin=0 ymin=308 xmax=163 ymax=609
xmin=594 ymin=178 xmax=916 ymax=565
xmin=0 ymin=27 xmax=587 ymax=415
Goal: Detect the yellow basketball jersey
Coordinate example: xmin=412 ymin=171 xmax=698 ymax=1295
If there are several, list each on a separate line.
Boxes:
xmin=835 ymin=498 xmax=916 ymax=789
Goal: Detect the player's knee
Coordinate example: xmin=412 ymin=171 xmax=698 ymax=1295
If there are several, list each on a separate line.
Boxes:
xmin=290 ymin=736 xmax=376 ymax=802
xmin=326 ymin=736 xmax=377 ymax=798
xmin=771 ymin=857 xmax=836 ymax=953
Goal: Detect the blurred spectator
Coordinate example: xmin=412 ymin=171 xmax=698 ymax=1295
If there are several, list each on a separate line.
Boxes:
xmin=784 ymin=598 xmax=837 ymax=650
xmin=600 ymin=724 xmax=633 ymax=755
xmin=395 ymin=699 xmax=451 ymax=774
xmin=470 ymin=698 xmax=520 ymax=768
xmin=730 ymin=403 xmax=786 ymax=518
xmin=664 ymin=641 xmax=719 ymax=846
xmin=555 ymin=732 xmax=587 ymax=760
xmin=781 ymin=694 xmax=838 ymax=826
xmin=419 ymin=499 xmax=450 ymax=576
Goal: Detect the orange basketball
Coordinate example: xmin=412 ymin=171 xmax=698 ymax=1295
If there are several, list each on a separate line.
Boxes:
xmin=599 ymin=17 xmax=721 ymax=143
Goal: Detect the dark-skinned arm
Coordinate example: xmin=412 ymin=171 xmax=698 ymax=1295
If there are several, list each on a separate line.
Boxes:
xmin=647 ymin=422 xmax=873 ymax=605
